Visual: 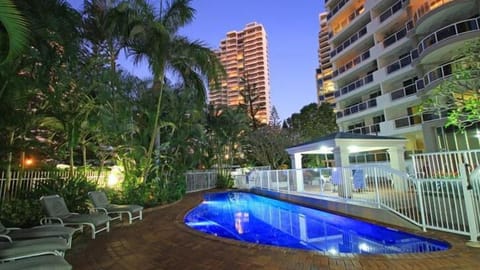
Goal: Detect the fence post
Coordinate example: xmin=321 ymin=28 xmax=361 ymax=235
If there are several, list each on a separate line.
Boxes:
xmin=460 ymin=163 xmax=480 ymax=246
xmin=415 ymin=179 xmax=427 ymax=232
xmin=275 ymin=170 xmax=279 ymax=192
xmin=287 ymin=170 xmax=290 ymax=193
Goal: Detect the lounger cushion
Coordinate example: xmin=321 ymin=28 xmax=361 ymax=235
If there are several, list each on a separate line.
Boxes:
xmin=62 ymin=213 xmax=110 ymax=227
xmin=7 ymin=225 xmax=77 ymax=242
xmin=89 ymin=191 xmax=110 ymax=208
xmin=0 ymin=255 xmax=72 ymax=270
xmin=41 ymin=196 xmax=71 ymax=218
xmin=0 ymin=238 xmax=67 ymax=260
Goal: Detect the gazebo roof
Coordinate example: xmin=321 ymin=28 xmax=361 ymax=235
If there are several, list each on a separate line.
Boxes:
xmin=286 ymin=132 xmax=407 ymax=155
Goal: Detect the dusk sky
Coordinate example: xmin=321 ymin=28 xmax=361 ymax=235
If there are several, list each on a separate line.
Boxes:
xmin=68 ymin=0 xmax=326 ymax=121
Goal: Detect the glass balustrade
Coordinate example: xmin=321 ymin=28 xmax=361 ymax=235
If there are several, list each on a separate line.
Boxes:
xmin=379 ymin=0 xmax=406 ymax=23
xmin=333 ymin=50 xmax=371 ymax=78
xmin=418 ymin=17 xmax=480 ymax=55
xmin=331 ymin=26 xmax=367 ymax=58
xmin=334 ymin=72 xmax=375 ymax=98
xmin=337 ymin=97 xmax=378 ymax=119
xmin=390 ymin=83 xmax=418 ymax=101
xmin=386 ymin=53 xmax=413 ymax=74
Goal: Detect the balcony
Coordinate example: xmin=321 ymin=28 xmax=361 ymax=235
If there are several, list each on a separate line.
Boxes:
xmin=332 ymin=49 xmax=371 ymax=78
xmin=347 ymin=123 xmax=381 ymax=135
xmin=383 ymin=21 xmax=414 ymax=48
xmin=413 ymin=0 xmax=454 ymax=26
xmin=394 ymin=114 xmax=422 ymax=129
xmin=331 ymin=6 xmax=366 ymax=41
xmin=327 ymin=0 xmax=349 ymax=20
xmin=390 ymin=83 xmax=418 ymax=101
xmin=417 ymin=17 xmax=480 ymax=58
xmin=334 ymin=72 xmax=375 ymax=98
xmin=416 ymin=60 xmax=458 ymax=91
xmin=336 ymin=97 xmax=378 ymax=119
xmin=385 ymin=52 xmax=415 ymax=74
xmin=331 ymin=26 xmax=367 ymax=58
xmin=379 ymin=0 xmax=407 ymax=23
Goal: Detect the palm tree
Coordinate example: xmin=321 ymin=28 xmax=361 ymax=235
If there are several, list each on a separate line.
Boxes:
xmin=127 ymin=0 xmax=223 ymax=182
xmin=0 ymin=0 xmax=29 ymax=66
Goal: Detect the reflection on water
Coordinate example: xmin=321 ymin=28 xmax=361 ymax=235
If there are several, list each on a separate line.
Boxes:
xmin=234 ymin=212 xmax=249 ymax=234
xmin=184 ymin=192 xmax=450 ymax=254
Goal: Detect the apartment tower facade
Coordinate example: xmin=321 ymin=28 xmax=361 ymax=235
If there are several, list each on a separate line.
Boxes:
xmin=209 ymin=22 xmax=271 ymax=124
xmin=323 ymin=0 xmax=480 ymax=153
xmin=317 ymin=12 xmax=335 ymax=107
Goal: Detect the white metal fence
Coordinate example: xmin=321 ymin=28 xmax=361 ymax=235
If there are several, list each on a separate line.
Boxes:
xmin=185 ymin=166 xmax=271 ymax=193
xmin=0 ymin=170 xmax=108 ymax=205
xmin=249 ymin=153 xmax=480 ymax=243
xmin=185 ymin=170 xmax=218 ymax=193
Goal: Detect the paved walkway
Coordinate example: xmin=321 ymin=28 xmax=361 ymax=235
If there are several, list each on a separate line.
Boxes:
xmin=67 ymin=190 xmax=480 ymax=270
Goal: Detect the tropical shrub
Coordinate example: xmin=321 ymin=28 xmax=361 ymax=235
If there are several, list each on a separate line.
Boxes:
xmin=0 ymin=198 xmax=43 ymax=228
xmin=216 ymin=173 xmax=234 ymax=189
xmin=31 ymin=175 xmax=97 ymax=214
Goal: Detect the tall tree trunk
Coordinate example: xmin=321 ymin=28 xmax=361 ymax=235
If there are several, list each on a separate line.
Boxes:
xmin=142 ymin=68 xmax=165 ymax=183
xmin=82 ymin=142 xmax=87 ymax=175
xmin=6 ymin=131 xmax=15 ymax=192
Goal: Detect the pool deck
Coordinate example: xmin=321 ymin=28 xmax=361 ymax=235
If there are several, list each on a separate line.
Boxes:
xmin=67 ymin=189 xmax=480 ymax=270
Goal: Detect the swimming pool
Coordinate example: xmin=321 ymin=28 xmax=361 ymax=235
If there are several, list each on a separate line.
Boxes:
xmin=184 ymin=191 xmax=450 ymax=254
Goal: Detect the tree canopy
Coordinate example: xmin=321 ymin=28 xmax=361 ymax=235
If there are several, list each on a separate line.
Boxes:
xmin=421 ymin=38 xmax=480 ymax=131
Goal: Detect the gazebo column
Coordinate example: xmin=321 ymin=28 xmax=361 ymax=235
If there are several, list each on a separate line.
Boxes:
xmin=290 ymin=153 xmax=304 ymax=192
xmin=333 ymin=146 xmax=352 ymax=198
xmin=333 ymin=146 xmax=350 ymax=167
xmin=388 ymin=146 xmax=407 ymax=190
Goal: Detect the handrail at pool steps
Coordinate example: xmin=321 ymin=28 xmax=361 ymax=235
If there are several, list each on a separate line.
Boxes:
xmin=248 ymin=154 xmax=480 ymax=246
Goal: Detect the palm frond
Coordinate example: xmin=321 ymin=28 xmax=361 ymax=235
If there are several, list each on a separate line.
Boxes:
xmin=0 ymin=0 xmax=29 ymax=64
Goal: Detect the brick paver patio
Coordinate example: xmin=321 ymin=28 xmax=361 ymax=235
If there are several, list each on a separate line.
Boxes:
xmin=67 ymin=190 xmax=480 ymax=269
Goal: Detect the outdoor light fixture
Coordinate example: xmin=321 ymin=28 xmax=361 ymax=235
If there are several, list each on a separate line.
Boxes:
xmin=348 ymin=145 xmax=360 ymax=153
xmin=319 ymin=146 xmax=333 ymax=154
xmin=24 ymin=157 xmax=33 ymax=167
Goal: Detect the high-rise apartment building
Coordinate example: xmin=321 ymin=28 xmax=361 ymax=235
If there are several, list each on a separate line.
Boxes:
xmin=209 ymin=22 xmax=271 ymax=124
xmin=317 ymin=12 xmax=335 ymax=107
xmin=323 ymin=0 xmax=480 ymax=153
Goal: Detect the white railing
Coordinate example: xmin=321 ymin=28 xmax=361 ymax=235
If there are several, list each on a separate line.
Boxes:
xmin=185 ymin=170 xmax=218 ymax=193
xmin=0 ymin=170 xmax=108 ymax=204
xmin=250 ymin=155 xmax=480 ymax=242
xmin=185 ymin=166 xmax=272 ymax=192
xmin=412 ymin=150 xmax=480 ymax=179
xmin=250 ymin=166 xmax=420 ymax=224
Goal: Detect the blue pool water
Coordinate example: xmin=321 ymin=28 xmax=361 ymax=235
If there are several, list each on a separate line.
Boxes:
xmin=184 ymin=192 xmax=450 ymax=254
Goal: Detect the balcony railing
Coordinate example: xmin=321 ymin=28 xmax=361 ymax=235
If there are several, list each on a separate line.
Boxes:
xmin=347 ymin=123 xmax=381 ymax=135
xmin=383 ymin=21 xmax=414 ymax=48
xmin=379 ymin=0 xmax=407 ymax=23
xmin=416 ymin=60 xmax=459 ymax=91
xmin=331 ymin=26 xmax=367 ymax=58
xmin=390 ymin=83 xmax=418 ymax=101
xmin=394 ymin=115 xmax=422 ymax=128
xmin=332 ymin=49 xmax=371 ymax=78
xmin=386 ymin=53 xmax=414 ymax=74
xmin=327 ymin=0 xmax=348 ymax=20
xmin=337 ymin=97 xmax=378 ymax=119
xmin=334 ymin=72 xmax=375 ymax=98
xmin=331 ymin=5 xmax=365 ymax=36
xmin=417 ymin=17 xmax=480 ymax=56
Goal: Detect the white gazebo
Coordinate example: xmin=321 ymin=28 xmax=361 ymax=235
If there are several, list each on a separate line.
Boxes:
xmin=285 ymin=132 xmax=408 ymax=171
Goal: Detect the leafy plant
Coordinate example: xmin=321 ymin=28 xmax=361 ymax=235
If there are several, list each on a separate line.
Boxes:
xmin=216 ymin=173 xmax=233 ymax=189
xmin=0 ymin=198 xmax=43 ymax=227
xmin=31 ymin=175 xmax=97 ymax=214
